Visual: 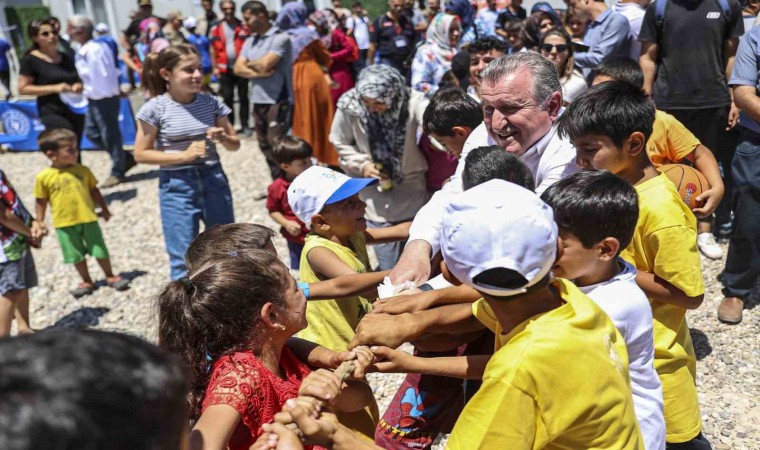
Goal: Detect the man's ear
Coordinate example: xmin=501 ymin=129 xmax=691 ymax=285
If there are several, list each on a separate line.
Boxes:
xmin=440 ymin=260 xmax=463 ymax=286
xmin=626 ymin=131 xmax=646 ymax=157
xmin=554 ymin=236 xmax=564 ymax=264
xmin=595 ymin=237 xmax=620 ymax=262
xmin=546 ymin=91 xmax=563 ymax=119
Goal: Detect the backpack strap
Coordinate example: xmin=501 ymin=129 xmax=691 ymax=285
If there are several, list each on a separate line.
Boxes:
xmin=716 ymin=0 xmax=731 ymax=21
xmin=655 ymin=0 xmax=668 ymax=39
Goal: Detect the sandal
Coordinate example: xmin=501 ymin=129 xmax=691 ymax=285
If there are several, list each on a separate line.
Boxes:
xmin=106 ymin=276 xmax=130 ymax=291
xmin=70 ymin=282 xmax=95 ymax=298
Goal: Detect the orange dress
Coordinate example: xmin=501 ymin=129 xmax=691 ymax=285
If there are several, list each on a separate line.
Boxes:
xmin=292 ymin=41 xmax=338 ymax=166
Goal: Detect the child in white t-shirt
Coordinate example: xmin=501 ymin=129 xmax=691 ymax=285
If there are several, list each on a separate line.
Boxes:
xmin=542 ymin=170 xmax=665 ymax=450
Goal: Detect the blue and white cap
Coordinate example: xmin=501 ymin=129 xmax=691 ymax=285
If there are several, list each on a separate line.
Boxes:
xmin=287 ymin=166 xmax=378 ymax=225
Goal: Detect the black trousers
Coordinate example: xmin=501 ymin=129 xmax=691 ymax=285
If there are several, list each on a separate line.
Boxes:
xmin=252 ymin=102 xmax=292 ymax=180
xmin=219 ymin=71 xmax=249 ymax=129
xmin=721 ymin=127 xmax=760 ymax=299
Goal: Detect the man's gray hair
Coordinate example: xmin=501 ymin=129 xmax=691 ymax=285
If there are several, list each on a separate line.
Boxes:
xmin=68 ymin=15 xmax=94 ymax=37
xmin=481 ymin=52 xmax=562 ymax=105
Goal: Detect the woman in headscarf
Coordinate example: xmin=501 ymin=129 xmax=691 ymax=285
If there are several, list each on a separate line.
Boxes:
xmin=309 ymin=9 xmax=357 ymax=106
xmin=330 ymin=66 xmax=429 ymax=270
xmin=411 ymin=13 xmax=461 ymax=99
xmin=276 ymin=2 xmax=338 ymax=166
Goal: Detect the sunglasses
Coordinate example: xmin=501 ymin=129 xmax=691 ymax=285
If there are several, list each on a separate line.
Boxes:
xmin=541 ymin=43 xmax=568 ymax=53
xmin=38 ymin=30 xmax=59 ymax=37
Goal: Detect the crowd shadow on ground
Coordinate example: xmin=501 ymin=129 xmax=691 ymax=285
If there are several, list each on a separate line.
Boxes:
xmin=51 ymin=306 xmax=110 ymax=328
xmin=690 ymin=328 xmax=713 ymax=361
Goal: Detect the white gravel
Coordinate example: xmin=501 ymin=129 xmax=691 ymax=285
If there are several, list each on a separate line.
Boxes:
xmin=2 ymin=134 xmax=757 ymax=449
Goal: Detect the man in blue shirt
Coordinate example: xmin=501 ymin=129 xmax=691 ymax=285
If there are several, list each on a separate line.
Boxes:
xmin=566 ymin=0 xmax=630 ymax=83
xmin=477 ymin=0 xmax=504 ymax=36
xmin=718 ymin=25 xmax=760 ymax=325
xmin=0 ymin=37 xmax=12 ymax=100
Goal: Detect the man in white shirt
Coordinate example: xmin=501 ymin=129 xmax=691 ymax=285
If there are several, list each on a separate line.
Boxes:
xmin=68 ymin=15 xmax=135 ymax=188
xmin=347 ymin=1 xmax=371 ymax=68
xmin=612 ymin=0 xmax=647 ymax=61
xmin=390 ymin=52 xmax=578 ymax=284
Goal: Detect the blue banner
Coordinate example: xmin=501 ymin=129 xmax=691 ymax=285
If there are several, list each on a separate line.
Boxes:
xmin=0 ymin=98 xmax=137 ymax=151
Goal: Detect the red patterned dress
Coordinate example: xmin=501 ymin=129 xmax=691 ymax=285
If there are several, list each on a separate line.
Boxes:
xmin=201 ymin=346 xmax=324 ymax=450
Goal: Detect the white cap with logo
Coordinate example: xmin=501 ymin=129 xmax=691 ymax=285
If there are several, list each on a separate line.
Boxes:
xmin=441 ymin=179 xmax=558 ymax=297
xmin=287 ymin=166 xmax=378 ymax=225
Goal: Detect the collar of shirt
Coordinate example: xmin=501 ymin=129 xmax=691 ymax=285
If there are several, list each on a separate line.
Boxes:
xmin=521 ymin=123 xmax=558 ymax=164
xmin=590 ymin=8 xmax=612 ymax=26
xmin=253 ymin=25 xmax=279 ymax=43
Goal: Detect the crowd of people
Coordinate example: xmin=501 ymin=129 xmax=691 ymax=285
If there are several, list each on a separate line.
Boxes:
xmin=1 ymin=0 xmax=759 ymax=449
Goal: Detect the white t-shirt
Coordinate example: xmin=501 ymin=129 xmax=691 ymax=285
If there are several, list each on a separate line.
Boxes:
xmin=579 ymin=259 xmax=666 ymax=450
xmin=408 ymin=122 xmax=578 ymax=254
xmin=562 ymin=69 xmax=588 ymax=104
xmin=347 ymin=15 xmax=371 ymax=50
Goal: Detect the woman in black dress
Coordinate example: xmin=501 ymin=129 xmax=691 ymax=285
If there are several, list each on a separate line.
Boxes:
xmin=18 ymin=18 xmax=85 ymax=145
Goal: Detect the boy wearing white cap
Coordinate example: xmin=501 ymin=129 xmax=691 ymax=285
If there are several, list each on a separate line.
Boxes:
xmin=439 ymin=179 xmax=643 ymax=449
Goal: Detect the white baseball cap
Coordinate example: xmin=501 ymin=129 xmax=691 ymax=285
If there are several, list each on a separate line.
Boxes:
xmin=183 ymin=16 xmax=198 ymax=29
xmin=441 ymin=179 xmax=558 ymax=297
xmin=95 ymin=23 xmax=109 ymax=34
xmin=288 ymin=166 xmax=378 ymax=225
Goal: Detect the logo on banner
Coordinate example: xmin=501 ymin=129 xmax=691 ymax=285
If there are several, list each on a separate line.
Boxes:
xmin=1 ymin=109 xmax=31 ymax=136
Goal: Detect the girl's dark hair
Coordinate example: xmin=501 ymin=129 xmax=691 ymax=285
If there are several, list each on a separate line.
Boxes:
xmin=157 ymin=248 xmax=290 ymax=418
xmin=185 ymin=223 xmax=277 ymax=269
xmin=26 ymin=18 xmax=57 ymax=54
xmin=142 ymin=44 xmax=200 ymax=97
xmin=272 ymin=135 xmax=314 ymax=164
xmin=521 ymin=11 xmax=553 ymax=49
xmin=539 ymin=27 xmax=575 ymax=80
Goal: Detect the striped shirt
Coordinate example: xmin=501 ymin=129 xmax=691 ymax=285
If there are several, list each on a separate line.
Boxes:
xmin=136 ymin=93 xmax=231 ymax=170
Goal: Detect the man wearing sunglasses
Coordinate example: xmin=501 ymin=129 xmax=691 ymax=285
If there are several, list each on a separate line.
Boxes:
xmin=566 ymin=0 xmax=631 ymax=83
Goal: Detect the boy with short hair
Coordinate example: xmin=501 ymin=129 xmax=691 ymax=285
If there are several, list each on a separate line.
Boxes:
xmin=33 ymin=128 xmax=129 ymax=298
xmin=592 ymin=58 xmax=726 ymax=260
xmin=0 ymin=169 xmax=44 ymax=337
xmin=557 ymin=81 xmax=709 ymax=449
xmin=422 ymin=87 xmax=483 ymax=159
xmin=267 ymin=136 xmax=314 ymax=270
xmin=441 ymin=179 xmax=643 ymax=448
xmin=541 ymin=170 xmax=665 ymax=450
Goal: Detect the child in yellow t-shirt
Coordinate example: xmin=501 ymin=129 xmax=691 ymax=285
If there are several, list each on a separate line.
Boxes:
xmin=592 ymin=59 xmax=726 ymax=260
xmin=33 ymin=129 xmax=129 ymax=298
xmin=558 ymin=81 xmax=708 ymax=447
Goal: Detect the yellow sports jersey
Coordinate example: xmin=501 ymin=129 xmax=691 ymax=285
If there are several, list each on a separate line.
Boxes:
xmin=33 ymin=165 xmax=98 ymax=228
xmin=449 ymin=278 xmax=643 ymax=450
xmin=621 ymin=173 xmax=704 ymax=443
xmin=298 ymin=232 xmax=372 ymax=352
xmin=647 ymin=110 xmax=701 ymax=167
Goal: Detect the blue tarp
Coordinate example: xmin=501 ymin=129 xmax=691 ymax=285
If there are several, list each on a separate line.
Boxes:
xmin=0 ymin=98 xmax=137 ymax=151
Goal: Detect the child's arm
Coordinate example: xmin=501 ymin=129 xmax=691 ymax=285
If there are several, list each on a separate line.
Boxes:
xmin=33 ymin=198 xmax=50 ymax=241
xmin=89 ymin=187 xmax=111 ymax=222
xmin=134 ymin=121 xmax=207 ymax=165
xmin=0 ymin=206 xmax=33 ymax=237
xmin=686 ymin=144 xmax=725 ymax=218
xmin=635 ymin=271 xmax=704 ymax=310
xmin=298 ymin=368 xmax=372 ymax=414
xmin=286 ymin=337 xmax=374 ymax=377
xmin=364 ymin=221 xmax=411 ymax=245
xmin=370 ymin=346 xmax=491 ymax=380
xmin=372 ymin=284 xmax=481 ymax=315
xmin=208 ymin=115 xmax=240 ymax=151
xmin=190 ymin=405 xmax=241 ymax=450
xmin=270 ymin=211 xmax=303 ymax=239
xmin=348 ymin=303 xmax=485 ymax=350
xmin=308 ymin=270 xmax=390 ymax=300
xmin=308 ymin=247 xmax=360 ymax=279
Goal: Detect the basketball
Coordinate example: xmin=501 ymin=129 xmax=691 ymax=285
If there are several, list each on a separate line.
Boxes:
xmin=660 ymin=164 xmax=710 ymax=210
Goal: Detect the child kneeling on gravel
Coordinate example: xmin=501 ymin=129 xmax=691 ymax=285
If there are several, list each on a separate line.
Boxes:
xmin=33 ymin=129 xmax=129 ymax=298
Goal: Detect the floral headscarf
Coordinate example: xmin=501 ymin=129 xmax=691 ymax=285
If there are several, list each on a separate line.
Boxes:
xmin=424 ymin=13 xmax=459 ymax=66
xmin=337 ymin=65 xmax=410 ymax=182
xmin=276 ymin=2 xmax=319 ymax=59
xmin=308 ymin=10 xmax=333 ymax=48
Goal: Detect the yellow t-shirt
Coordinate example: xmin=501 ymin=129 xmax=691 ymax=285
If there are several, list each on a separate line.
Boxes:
xmin=297 ymin=232 xmax=373 ymax=352
xmin=621 ymin=173 xmax=704 ymax=443
xmin=33 ymin=165 xmax=98 ymax=228
xmin=449 ymin=279 xmax=643 ymax=450
xmin=647 ymin=110 xmax=701 ymax=167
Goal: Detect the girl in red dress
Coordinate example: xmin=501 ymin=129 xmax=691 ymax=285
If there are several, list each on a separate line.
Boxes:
xmin=158 ymin=248 xmax=374 ymax=450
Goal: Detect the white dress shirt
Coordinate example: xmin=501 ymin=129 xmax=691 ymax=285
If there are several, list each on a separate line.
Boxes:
xmin=75 ymin=39 xmax=120 ymax=100
xmin=408 ymin=122 xmax=578 ymax=254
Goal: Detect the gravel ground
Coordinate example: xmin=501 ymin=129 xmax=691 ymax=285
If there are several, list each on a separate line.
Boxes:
xmin=2 ymin=136 xmax=758 ymax=449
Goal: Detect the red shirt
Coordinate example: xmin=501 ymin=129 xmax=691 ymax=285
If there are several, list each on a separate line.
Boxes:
xmin=209 ymin=19 xmax=250 ymax=73
xmin=201 ymin=347 xmax=324 ymax=450
xmin=266 ymin=176 xmax=309 ymax=244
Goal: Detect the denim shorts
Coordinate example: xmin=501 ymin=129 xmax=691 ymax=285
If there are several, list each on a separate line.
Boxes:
xmin=0 ymin=251 xmax=38 ymax=295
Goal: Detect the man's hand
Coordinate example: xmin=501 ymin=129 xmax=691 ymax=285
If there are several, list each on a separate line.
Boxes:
xmin=372 ymin=291 xmax=435 ymax=315
xmin=727 ymin=101 xmax=740 ymax=130
xmin=368 ymin=345 xmax=418 ymax=374
xmin=348 ymin=312 xmax=419 ymax=350
xmin=329 ymin=346 xmax=375 ymax=378
xmin=283 ymin=220 xmax=302 ymax=237
xmin=693 ymin=185 xmax=725 ymax=218
xmin=389 ymin=240 xmax=432 ymax=285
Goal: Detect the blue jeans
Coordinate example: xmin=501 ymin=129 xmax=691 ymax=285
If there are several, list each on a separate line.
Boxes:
xmin=85 ymin=96 xmax=135 ymax=178
xmin=721 ymin=127 xmax=760 ymax=299
xmin=287 ymin=241 xmax=304 ymax=270
xmin=159 ymin=164 xmax=234 ymax=280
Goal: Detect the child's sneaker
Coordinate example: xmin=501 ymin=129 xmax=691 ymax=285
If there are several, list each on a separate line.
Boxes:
xmin=697 ymin=232 xmax=723 ymax=260
xmin=106 ymin=276 xmax=130 ymax=291
xmin=70 ymin=282 xmax=95 ymax=298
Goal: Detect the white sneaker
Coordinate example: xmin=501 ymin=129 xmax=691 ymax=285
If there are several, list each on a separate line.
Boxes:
xmin=697 ymin=233 xmax=723 ymax=260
